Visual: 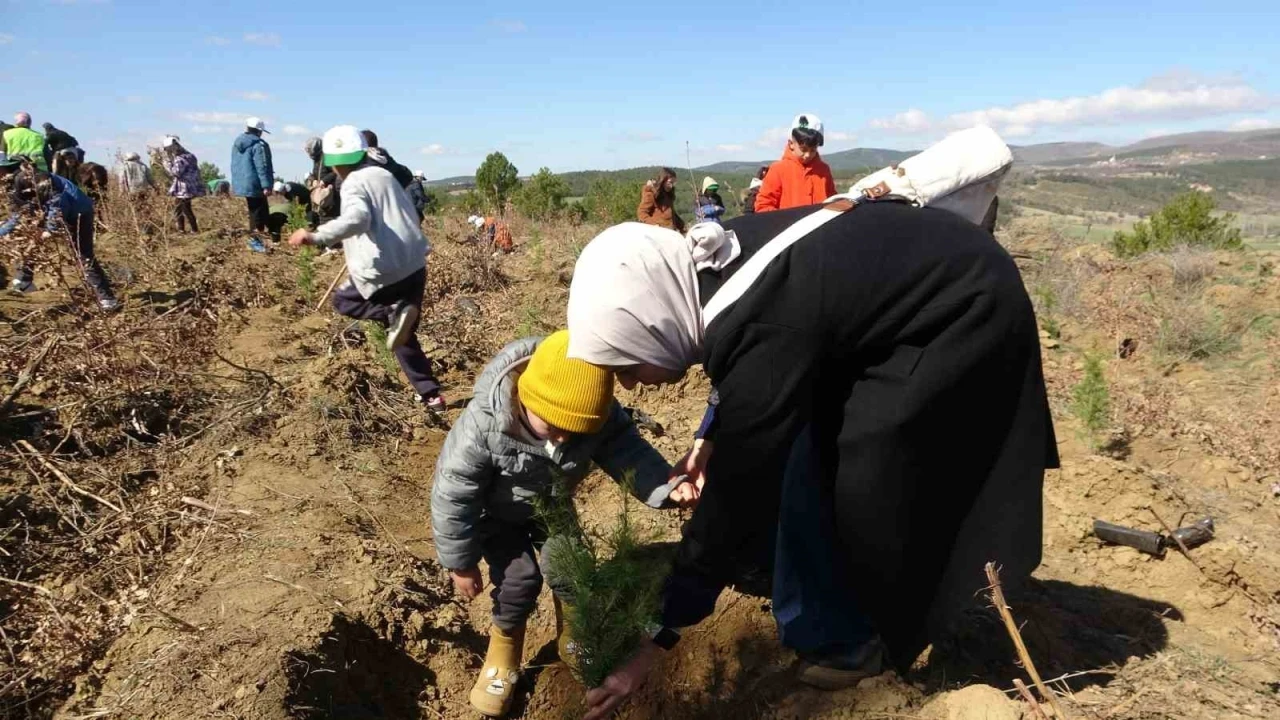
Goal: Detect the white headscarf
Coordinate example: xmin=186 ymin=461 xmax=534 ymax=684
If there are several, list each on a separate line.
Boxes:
xmin=567 ymin=223 xmax=705 ymax=371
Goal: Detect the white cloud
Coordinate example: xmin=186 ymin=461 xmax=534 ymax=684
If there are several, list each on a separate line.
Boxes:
xmin=753 ymin=127 xmax=791 ymax=148
xmin=180 ymin=111 xmax=247 ymax=124
xmin=493 ymin=19 xmax=527 ymax=33
xmin=868 ymin=109 xmax=931 ymax=133
xmin=1230 ymin=117 xmax=1276 ymax=131
xmin=206 ymin=36 xmax=230 ymax=46
xmin=282 ymin=125 xmax=311 ymax=136
xmin=868 ymin=73 xmax=1273 ymax=138
xmin=716 ymin=144 xmax=746 ymax=152
xmin=243 ymin=32 xmax=281 ymax=47
xmin=0 ymin=33 xmax=14 ymax=45
xmin=235 ymin=90 xmax=271 ymax=101
xmin=827 ymin=131 xmax=856 ymax=144
xmin=421 ymin=144 xmax=446 ymax=155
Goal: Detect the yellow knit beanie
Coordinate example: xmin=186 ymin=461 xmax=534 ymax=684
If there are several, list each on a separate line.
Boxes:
xmin=518 ymin=331 xmax=615 ymax=435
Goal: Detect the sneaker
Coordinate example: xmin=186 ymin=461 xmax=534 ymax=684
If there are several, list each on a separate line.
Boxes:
xmin=419 ymin=393 xmax=447 ymax=412
xmin=386 ymin=302 xmax=420 ymax=351
xmin=9 ymin=278 xmax=36 ymax=293
xmin=98 ymin=297 xmax=121 ymax=312
xmin=246 ymin=236 xmax=268 ymax=253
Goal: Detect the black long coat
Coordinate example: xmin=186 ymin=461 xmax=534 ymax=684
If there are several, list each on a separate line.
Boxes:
xmin=659 ymin=201 xmax=1057 ymax=668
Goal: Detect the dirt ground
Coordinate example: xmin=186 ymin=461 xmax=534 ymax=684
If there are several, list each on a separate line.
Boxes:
xmin=2 ymin=196 xmax=1278 ymax=720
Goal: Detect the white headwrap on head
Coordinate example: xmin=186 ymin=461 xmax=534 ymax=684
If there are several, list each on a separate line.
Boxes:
xmin=567 ymin=223 xmax=705 ymax=371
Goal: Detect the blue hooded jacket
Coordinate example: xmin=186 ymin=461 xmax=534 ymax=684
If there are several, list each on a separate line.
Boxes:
xmin=230 ymin=132 xmax=274 ymax=197
xmin=0 ymin=174 xmax=93 ymax=238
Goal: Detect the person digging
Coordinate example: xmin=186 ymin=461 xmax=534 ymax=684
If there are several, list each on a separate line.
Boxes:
xmin=431 ymin=330 xmax=701 ymax=717
xmin=287 ymin=125 xmax=446 ymax=410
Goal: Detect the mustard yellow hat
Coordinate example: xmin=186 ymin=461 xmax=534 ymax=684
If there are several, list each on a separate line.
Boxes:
xmin=518 ymin=331 xmax=615 ymax=434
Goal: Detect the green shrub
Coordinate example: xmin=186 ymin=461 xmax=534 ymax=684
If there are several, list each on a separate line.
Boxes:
xmin=535 ymin=473 xmax=668 ymax=689
xmin=475 ymin=152 xmax=520 ymax=213
xmin=198 ymin=162 xmax=224 ymax=183
xmin=582 ymin=178 xmax=644 ymax=225
xmin=1071 ymin=354 xmax=1111 ymax=451
xmin=450 ymin=190 xmax=484 ymax=216
xmin=1111 ymin=192 xmax=1243 ymax=258
xmin=1032 ymin=285 xmax=1060 ymax=339
xmin=296 ymin=245 xmax=317 ymax=305
xmin=513 ymin=167 xmax=570 ymax=220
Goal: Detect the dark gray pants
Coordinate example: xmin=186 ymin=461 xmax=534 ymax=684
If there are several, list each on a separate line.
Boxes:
xmin=330 ymin=267 xmax=440 ymax=398
xmin=17 ymin=210 xmax=114 ymax=302
xmin=480 ymin=518 xmax=576 ymax=632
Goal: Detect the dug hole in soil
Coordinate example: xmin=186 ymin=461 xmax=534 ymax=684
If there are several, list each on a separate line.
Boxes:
xmin=1 ymin=197 xmax=1278 ymax=720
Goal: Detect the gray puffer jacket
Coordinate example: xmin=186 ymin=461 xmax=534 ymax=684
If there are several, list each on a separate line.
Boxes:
xmin=431 ymin=337 xmax=676 ymax=570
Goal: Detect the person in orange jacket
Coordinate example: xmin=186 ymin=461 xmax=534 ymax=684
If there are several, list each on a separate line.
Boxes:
xmin=755 ymin=113 xmax=837 ymax=213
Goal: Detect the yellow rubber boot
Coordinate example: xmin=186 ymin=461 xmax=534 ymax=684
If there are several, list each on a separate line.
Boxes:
xmin=469 ymin=624 xmax=525 ymax=717
xmin=554 ymin=597 xmax=581 ymax=675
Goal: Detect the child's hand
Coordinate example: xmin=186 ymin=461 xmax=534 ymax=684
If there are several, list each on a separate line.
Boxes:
xmin=672 ymin=439 xmax=713 ymax=487
xmin=450 ymin=567 xmax=484 ymax=600
xmin=668 ymin=475 xmax=704 ymax=509
xmin=287 ymin=229 xmax=312 ymax=247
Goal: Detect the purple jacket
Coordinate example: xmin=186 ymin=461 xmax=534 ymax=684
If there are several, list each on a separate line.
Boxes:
xmin=165 ymin=152 xmax=206 ymax=199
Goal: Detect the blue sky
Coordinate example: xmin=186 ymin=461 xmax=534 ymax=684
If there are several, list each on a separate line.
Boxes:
xmin=2 ymin=0 xmax=1278 ymax=181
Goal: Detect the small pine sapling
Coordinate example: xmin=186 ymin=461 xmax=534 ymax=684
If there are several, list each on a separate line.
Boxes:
xmin=1071 ymin=354 xmax=1111 ymax=451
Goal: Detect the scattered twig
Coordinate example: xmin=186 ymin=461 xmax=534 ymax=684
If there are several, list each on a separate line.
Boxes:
xmin=985 ymin=562 xmax=1070 ymax=720
xmin=0 ymin=575 xmax=52 ymax=596
xmin=15 ymin=440 xmax=124 ymax=513
xmin=1147 ymin=506 xmax=1202 ymax=573
xmin=212 ymin=352 xmax=284 ymax=390
xmin=180 ymin=496 xmax=253 ymax=517
xmin=1013 ymin=679 xmax=1051 ymax=720
xmin=0 ymin=336 xmax=59 ymax=415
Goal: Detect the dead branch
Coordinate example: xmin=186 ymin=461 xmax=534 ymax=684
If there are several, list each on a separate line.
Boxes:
xmin=1013 ymin=679 xmax=1051 ymax=720
xmin=212 ymin=351 xmax=284 ymax=390
xmin=1147 ymin=506 xmax=1202 ymax=573
xmin=0 ymin=575 xmax=52 ymax=597
xmin=1 ymin=336 xmax=59 ymax=415
xmin=315 ymin=265 xmax=348 ymax=313
xmin=15 ymin=440 xmax=124 ymax=513
xmin=180 ymin=496 xmax=253 ymax=517
xmin=985 ymin=562 xmax=1070 ymax=720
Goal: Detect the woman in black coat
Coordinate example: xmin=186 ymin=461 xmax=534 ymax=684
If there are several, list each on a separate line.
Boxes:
xmin=566 ymin=198 xmax=1057 ymax=718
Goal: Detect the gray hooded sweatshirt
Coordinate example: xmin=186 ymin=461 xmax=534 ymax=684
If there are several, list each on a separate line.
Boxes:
xmin=431 ymin=337 xmax=676 ymax=571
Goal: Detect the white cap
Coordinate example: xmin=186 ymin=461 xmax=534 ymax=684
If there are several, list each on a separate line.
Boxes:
xmin=125 ymin=152 xmax=141 ymax=162
xmin=246 ymin=117 xmax=270 ymax=134
xmin=790 ymin=113 xmax=824 ymax=145
xmin=414 ymin=170 xmax=426 ymax=179
xmin=749 ymin=178 xmax=763 ymax=189
xmin=273 ymin=180 xmax=287 ymax=193
xmin=321 ymin=125 xmax=367 ymax=167
xmin=467 ymin=215 xmax=484 ymax=228
xmin=162 ymin=135 xmax=180 ymax=148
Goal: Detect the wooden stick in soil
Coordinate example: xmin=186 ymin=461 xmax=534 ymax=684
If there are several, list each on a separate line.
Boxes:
xmin=1014 ymin=679 xmax=1051 ymax=720
xmin=985 ymin=562 xmax=1070 ymax=720
xmin=1148 ymin=506 xmax=1203 ymax=573
xmin=15 ymin=439 xmax=124 ymax=513
xmin=0 ymin=336 xmax=59 ymax=414
xmin=314 ymin=265 xmax=347 ymax=313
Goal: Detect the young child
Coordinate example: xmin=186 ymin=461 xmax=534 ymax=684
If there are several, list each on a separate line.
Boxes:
xmin=754 ymin=113 xmax=837 ymax=212
xmin=287 ymin=125 xmax=445 ymax=409
xmin=431 ymin=331 xmax=698 ymax=717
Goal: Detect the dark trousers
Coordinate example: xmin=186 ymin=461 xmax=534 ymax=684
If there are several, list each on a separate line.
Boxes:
xmin=245 ymin=196 xmax=269 ymax=236
xmin=173 ymin=198 xmax=198 ymax=233
xmin=772 ymin=425 xmax=877 ymax=663
xmin=480 ymin=518 xmax=548 ymax=632
xmin=330 ymin=267 xmax=440 ymax=397
xmin=17 ymin=210 xmax=114 ymax=302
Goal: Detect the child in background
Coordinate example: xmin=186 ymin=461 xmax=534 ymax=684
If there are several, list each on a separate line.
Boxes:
xmin=431 ymin=331 xmax=699 ymax=717
xmin=754 ymin=113 xmax=837 ymax=212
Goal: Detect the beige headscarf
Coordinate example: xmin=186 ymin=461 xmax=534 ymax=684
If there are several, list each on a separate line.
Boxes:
xmin=567 ymin=223 xmax=706 ymax=371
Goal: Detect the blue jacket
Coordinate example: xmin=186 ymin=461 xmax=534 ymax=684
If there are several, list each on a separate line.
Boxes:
xmin=0 ymin=174 xmax=93 ymax=238
xmin=230 ymin=132 xmax=274 ymax=197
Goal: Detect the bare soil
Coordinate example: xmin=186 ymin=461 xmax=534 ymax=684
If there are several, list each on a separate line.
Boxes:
xmin=1 ymin=198 xmax=1277 ymax=719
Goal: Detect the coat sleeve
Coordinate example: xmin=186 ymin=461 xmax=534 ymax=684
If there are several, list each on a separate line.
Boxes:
xmin=660 ymin=323 xmax=819 ymax=629
xmin=590 ymin=402 xmax=675 ymax=509
xmin=430 ymin=408 xmax=495 ymax=570
xmin=637 ymin=182 xmax=657 ymax=223
xmin=311 ymin=179 xmax=371 ymax=246
xmin=755 ymin=165 xmax=782 ymax=212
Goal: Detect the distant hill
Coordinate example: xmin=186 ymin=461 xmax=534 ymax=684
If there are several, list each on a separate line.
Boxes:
xmin=1011 ymin=142 xmax=1111 ymax=164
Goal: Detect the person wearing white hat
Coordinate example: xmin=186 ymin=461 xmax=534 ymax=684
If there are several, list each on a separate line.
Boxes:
xmin=230 ymin=116 xmax=275 ymax=242
xmin=161 ymin=135 xmax=206 ymax=233
xmin=741 ymin=166 xmax=768 ymax=216
xmin=116 ymin=151 xmax=154 ymax=196
xmin=754 ymin=113 xmax=836 ymax=213
xmin=287 ymin=125 xmax=445 ymax=410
